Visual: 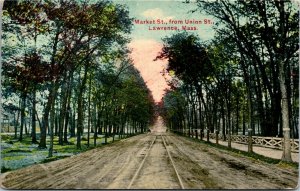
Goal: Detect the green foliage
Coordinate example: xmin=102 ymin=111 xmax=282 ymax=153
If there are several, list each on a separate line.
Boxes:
xmin=2 ymin=155 xmax=26 ymax=161
xmin=2 ymin=0 xmax=154 ymax=156
xmin=161 ymin=0 xmax=299 ymax=145
xmin=156 ymin=32 xmax=214 ymax=87
xmin=196 ymin=0 xmax=299 ymax=138
xmin=0 ymin=133 xmax=124 ymax=172
xmin=163 ymin=90 xmax=186 ymax=119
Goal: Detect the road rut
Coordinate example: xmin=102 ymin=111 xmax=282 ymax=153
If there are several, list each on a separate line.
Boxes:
xmin=1 ymin=132 xmax=298 ymax=189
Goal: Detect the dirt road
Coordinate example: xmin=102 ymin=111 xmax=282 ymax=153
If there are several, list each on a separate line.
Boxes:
xmin=1 ymin=132 xmax=298 ymax=189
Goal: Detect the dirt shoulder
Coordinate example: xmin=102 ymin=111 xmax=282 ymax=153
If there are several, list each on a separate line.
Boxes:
xmin=1 ymin=133 xmax=152 ymax=189
xmin=165 ymin=133 xmax=298 ymax=189
xmin=1 ymin=132 xmax=298 ymax=189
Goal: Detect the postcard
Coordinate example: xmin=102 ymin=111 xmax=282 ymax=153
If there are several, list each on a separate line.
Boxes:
xmin=0 ymin=0 xmax=299 ymax=189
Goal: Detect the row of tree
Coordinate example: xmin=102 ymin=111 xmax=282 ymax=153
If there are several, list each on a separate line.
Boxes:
xmin=2 ymin=0 xmax=155 ymax=157
xmin=158 ymin=0 xmax=298 ymax=162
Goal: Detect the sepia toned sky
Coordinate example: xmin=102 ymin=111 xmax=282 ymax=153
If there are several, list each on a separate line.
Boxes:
xmin=115 ymin=0 xmax=215 ymax=102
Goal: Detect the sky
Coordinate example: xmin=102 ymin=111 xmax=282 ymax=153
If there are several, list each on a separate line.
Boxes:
xmin=114 ymin=0 xmax=215 ymax=102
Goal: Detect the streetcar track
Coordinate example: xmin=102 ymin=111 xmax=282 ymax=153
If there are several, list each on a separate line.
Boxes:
xmin=91 ymin=135 xmax=155 ymax=188
xmin=2 ymin=133 xmax=297 ymax=189
xmin=127 ymin=135 xmax=157 ymax=189
xmin=164 ymin=135 xmax=220 ymax=189
xmin=128 ymin=134 xmax=184 ymax=189
xmin=168 ymin=134 xmax=297 ymax=188
xmin=161 ymin=135 xmax=185 ymax=189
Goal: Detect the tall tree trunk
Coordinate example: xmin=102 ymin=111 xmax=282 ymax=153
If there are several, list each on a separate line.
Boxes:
xmin=94 ymin=105 xmax=98 ymax=147
xmin=248 ymin=90 xmax=253 ymax=153
xmin=59 ymin=75 xmax=68 ymax=145
xmin=77 ymin=65 xmax=89 ymax=149
xmin=14 ymin=113 xmax=17 ymax=139
xmin=31 ymin=90 xmax=37 ymax=143
xmin=277 ymin=1 xmax=292 ymax=162
xmin=64 ymin=71 xmax=73 ymax=143
xmin=280 ymin=61 xmax=292 ymax=162
xmin=235 ymin=93 xmax=239 ymax=134
xmin=87 ymin=74 xmax=92 ymax=147
xmin=48 ymin=94 xmax=56 ymax=157
xmin=197 ymin=95 xmax=203 ymax=140
xmin=226 ymin=79 xmax=232 ymax=148
xmin=242 ymin=107 xmax=246 ymax=135
xmin=192 ymin=102 xmax=198 ymax=136
xmin=39 ymin=23 xmax=60 ymax=148
xmin=227 ymin=102 xmax=231 ymax=148
xmin=70 ymin=102 xmax=76 ymax=137
xmin=54 ymin=113 xmax=58 ymax=136
xmin=39 ymin=81 xmax=59 ymax=148
xmin=24 ymin=119 xmax=28 ymax=135
xmin=19 ymin=91 xmax=26 ymax=141
xmin=221 ymin=101 xmax=226 ymax=141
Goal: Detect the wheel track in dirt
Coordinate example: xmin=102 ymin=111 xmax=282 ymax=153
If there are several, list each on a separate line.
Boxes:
xmin=127 ymin=135 xmax=157 ymax=189
xmin=161 ymin=135 xmax=184 ymax=189
xmin=97 ymin=137 xmax=157 ymax=189
xmin=54 ymin=134 xmax=152 ymax=189
xmin=166 ymin=133 xmax=298 ymax=189
xmin=1 ymin=132 xmax=298 ymax=189
xmin=105 ymin=135 xmax=159 ymax=189
xmin=124 ymin=134 xmax=183 ymax=189
xmin=163 ymin=134 xmax=221 ymax=189
xmin=1 ymin=133 xmax=152 ymax=189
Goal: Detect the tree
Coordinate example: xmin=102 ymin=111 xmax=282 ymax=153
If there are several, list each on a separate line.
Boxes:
xmin=157 ymin=32 xmax=217 ymax=139
xmin=2 ymin=0 xmax=157 ymax=158
xmin=196 ymin=0 xmax=298 ymax=161
xmin=3 ymin=0 xmax=51 ymax=142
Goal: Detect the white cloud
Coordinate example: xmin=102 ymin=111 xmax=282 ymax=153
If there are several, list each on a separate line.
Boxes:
xmin=142 ymin=8 xmax=163 ymax=19
xmin=141 ymin=8 xmax=174 ymax=21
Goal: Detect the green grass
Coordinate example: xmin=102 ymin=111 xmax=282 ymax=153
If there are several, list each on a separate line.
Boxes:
xmin=1 ymin=134 xmax=14 ymax=141
xmin=0 ymin=132 xmax=143 ymax=173
xmin=2 ymin=155 xmax=26 ymax=161
xmin=1 ymin=135 xmax=34 ymax=146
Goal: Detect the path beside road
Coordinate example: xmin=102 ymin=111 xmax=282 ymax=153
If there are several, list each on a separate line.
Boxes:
xmin=207 ymin=138 xmax=299 ymax=162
